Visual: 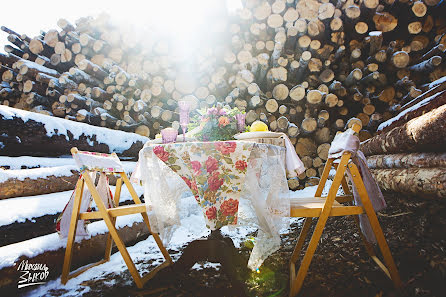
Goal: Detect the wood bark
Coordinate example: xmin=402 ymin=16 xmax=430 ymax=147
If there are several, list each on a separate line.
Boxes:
xmin=366 ymin=152 xmax=446 ymax=169
xmin=0 ymin=168 xmax=77 ymax=199
xmin=378 ymin=89 xmax=446 ymax=134
xmin=370 ymin=168 xmax=446 ymax=198
xmin=360 ymin=104 xmax=446 ymax=156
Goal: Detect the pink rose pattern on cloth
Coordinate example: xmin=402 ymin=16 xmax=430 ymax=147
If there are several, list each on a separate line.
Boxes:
xmin=152 ymin=141 xmax=253 ymax=229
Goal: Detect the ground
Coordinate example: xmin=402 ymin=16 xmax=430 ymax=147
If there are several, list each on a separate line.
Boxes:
xmin=22 ymin=192 xmax=446 ymax=297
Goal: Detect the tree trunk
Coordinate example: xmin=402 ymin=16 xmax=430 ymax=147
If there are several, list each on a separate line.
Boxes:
xmin=377 ymin=89 xmax=446 ymax=133
xmin=0 ymin=167 xmax=78 ymax=199
xmin=370 ymin=168 xmax=446 ymax=198
xmin=366 ymin=152 xmax=446 ymax=169
xmin=360 ymin=104 xmax=446 ymax=156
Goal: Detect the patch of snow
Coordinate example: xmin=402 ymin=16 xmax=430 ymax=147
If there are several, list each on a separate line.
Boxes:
xmin=192 ymin=262 xmax=221 ymax=271
xmin=429 ymin=76 xmax=446 ymax=88
xmin=377 ymin=90 xmax=445 ymax=132
xmin=289 ymin=185 xmax=318 ymax=198
xmin=0 ymin=106 xmax=149 ymax=153
xmin=21 ymin=60 xmax=59 ymax=77
xmin=289 ymin=178 xmax=342 ymax=197
xmin=0 ymin=184 xmax=143 ymax=227
xmin=0 ymin=165 xmax=78 ymax=183
xmin=369 ymin=31 xmax=382 ymax=36
xmin=0 ymin=156 xmax=136 ymax=172
xmin=0 ymin=156 xmax=75 ymax=169
xmin=0 ymin=213 xmax=143 ymax=270
xmin=0 ymin=195 xmax=205 ymax=270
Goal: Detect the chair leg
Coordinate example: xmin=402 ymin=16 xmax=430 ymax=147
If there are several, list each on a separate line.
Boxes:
xmin=290 ymin=218 xmax=328 ymax=296
xmin=352 ymin=216 xmax=392 ymax=279
xmin=107 ymin=218 xmax=144 ymax=288
xmin=83 ymin=173 xmax=144 ymax=288
xmin=364 ymin=216 xmax=401 ymax=288
xmin=348 ymin=164 xmax=402 ymax=289
xmin=61 ymin=179 xmax=84 ymax=284
xmin=290 ymin=218 xmax=312 ymax=292
xmin=122 ymin=172 xmax=173 ymax=265
xmin=103 ymin=218 xmax=116 ymax=261
xmin=290 ymin=155 xmax=350 ymax=296
xmin=104 ymin=177 xmax=123 ymax=261
xmin=290 ymin=218 xmax=313 ymax=264
xmin=140 ymin=212 xmax=173 ymax=265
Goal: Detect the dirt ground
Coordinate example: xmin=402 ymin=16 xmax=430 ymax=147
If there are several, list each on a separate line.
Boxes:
xmin=42 ymin=192 xmax=446 ymax=297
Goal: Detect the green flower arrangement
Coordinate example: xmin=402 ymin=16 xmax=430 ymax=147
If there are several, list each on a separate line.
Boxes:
xmin=188 ymin=104 xmax=245 ymax=141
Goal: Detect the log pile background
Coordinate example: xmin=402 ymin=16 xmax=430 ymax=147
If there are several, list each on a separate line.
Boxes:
xmin=1 ymin=0 xmax=446 ymax=189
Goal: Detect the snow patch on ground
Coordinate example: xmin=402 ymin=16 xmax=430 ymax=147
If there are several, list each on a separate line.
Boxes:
xmin=192 ymin=262 xmax=221 ymax=271
xmin=0 ymin=106 xmax=149 ymax=153
xmin=0 ymin=213 xmax=144 ymax=270
xmin=20 ymin=195 xmax=209 ymax=297
xmin=1 ymin=184 xmax=336 ymax=296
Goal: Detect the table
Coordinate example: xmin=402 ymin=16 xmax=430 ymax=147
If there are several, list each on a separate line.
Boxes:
xmin=132 ymin=140 xmax=290 ymax=280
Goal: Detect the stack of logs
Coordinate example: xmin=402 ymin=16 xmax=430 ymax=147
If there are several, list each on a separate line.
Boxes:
xmin=1 ymin=0 xmax=446 ymax=189
xmin=361 ymin=76 xmax=446 ymax=198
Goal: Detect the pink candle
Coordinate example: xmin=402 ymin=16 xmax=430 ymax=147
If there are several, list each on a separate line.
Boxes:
xmin=161 ymin=128 xmax=178 ymax=144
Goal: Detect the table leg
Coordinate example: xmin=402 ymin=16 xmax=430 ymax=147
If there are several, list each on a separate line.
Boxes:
xmin=154 ymin=230 xmax=248 ymax=295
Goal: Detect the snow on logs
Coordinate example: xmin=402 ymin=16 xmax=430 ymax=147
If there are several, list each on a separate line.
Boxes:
xmin=0 ymin=166 xmax=78 ymax=199
xmin=361 ymin=77 xmax=446 ymax=198
xmin=361 ymin=104 xmax=446 ymax=156
xmin=0 ymin=106 xmax=148 ymax=157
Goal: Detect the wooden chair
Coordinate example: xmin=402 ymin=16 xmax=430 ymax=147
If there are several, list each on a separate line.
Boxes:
xmin=61 ymin=147 xmax=173 ymax=288
xmin=289 ymin=124 xmax=402 ymax=296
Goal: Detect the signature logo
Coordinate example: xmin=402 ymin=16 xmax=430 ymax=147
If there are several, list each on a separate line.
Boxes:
xmin=17 ymin=260 xmax=49 ymax=289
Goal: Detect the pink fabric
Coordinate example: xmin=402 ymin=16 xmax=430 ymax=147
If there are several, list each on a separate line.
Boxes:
xmin=56 ymin=172 xmax=115 ymax=238
xmin=328 ymin=130 xmax=386 ymax=243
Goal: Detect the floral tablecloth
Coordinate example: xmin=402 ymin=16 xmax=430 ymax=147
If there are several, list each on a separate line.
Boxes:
xmin=132 ymin=140 xmax=290 ymax=270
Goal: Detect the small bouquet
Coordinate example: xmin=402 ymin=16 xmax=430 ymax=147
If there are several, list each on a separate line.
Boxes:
xmin=188 ymin=104 xmax=245 ymax=141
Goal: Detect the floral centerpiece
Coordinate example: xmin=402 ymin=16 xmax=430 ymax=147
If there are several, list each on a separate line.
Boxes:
xmin=188 ymin=104 xmax=245 ymax=141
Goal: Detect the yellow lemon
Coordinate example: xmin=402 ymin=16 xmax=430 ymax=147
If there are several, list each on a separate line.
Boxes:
xmin=155 ymin=133 xmax=162 ymax=139
xmin=250 ymin=121 xmax=268 ymax=132
xmin=243 ymin=237 xmax=255 ymax=249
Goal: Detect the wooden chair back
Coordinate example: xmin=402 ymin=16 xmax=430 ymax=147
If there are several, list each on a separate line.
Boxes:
xmin=61 ymin=147 xmax=172 ymax=288
xmin=288 ymin=124 xmax=401 ymax=296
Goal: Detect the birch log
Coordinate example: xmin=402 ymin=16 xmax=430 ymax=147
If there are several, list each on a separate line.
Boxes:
xmin=370 ymin=168 xmax=446 ymax=198
xmin=366 ymin=152 xmax=446 ymax=169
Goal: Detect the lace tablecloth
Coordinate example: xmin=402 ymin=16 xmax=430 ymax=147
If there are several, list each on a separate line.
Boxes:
xmin=132 ymin=140 xmax=290 ymax=270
